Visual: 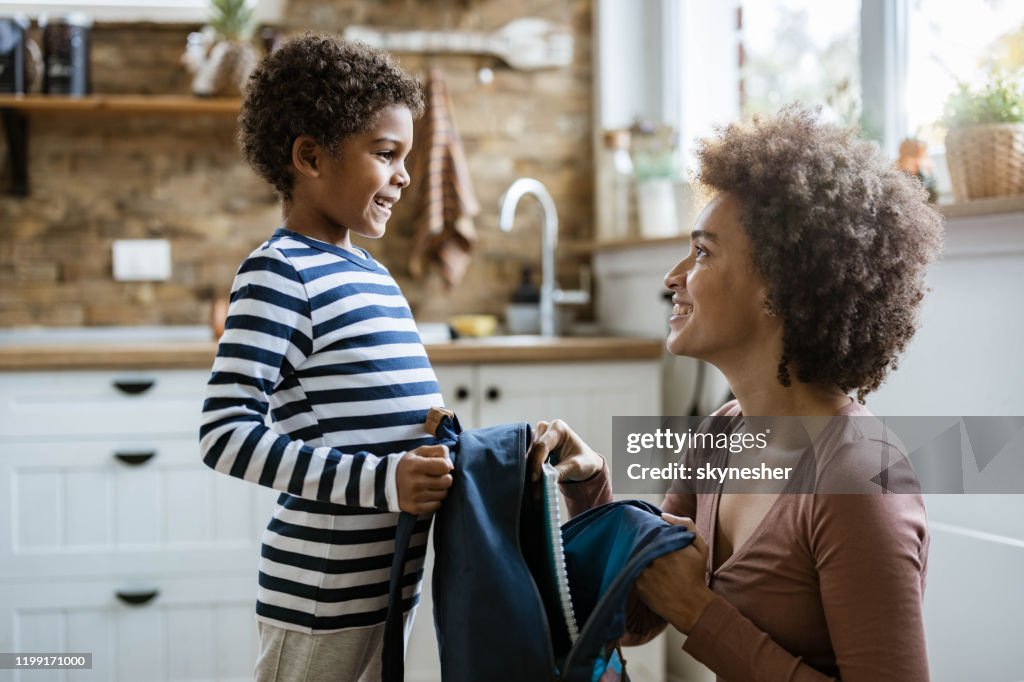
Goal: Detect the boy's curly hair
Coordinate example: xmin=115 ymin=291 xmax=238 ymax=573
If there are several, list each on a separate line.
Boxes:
xmin=696 ymin=106 xmax=944 ymax=402
xmin=238 ymin=33 xmax=425 ymax=200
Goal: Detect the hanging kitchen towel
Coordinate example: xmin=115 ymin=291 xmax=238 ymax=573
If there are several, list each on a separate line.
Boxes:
xmin=407 ymin=68 xmax=480 ymax=287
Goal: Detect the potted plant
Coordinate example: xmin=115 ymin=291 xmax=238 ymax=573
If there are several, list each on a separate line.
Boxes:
xmin=183 ymin=0 xmax=259 ymax=97
xmin=942 ymin=74 xmax=1024 ymax=202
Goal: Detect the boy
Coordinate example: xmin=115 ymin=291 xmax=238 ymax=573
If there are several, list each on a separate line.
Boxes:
xmin=199 ymin=34 xmax=452 ymax=681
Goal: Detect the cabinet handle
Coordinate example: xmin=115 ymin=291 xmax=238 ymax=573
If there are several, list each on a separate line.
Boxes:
xmin=113 ymin=379 xmax=155 ymax=396
xmin=115 ymin=588 xmax=160 ymax=606
xmin=486 ymin=386 xmax=501 ymax=401
xmin=114 ymin=451 xmax=156 ymax=466
xmin=455 ymin=386 xmax=470 ymax=401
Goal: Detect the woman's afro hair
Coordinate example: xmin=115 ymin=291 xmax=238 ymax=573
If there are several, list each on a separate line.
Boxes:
xmin=696 ymin=106 xmax=944 ymax=401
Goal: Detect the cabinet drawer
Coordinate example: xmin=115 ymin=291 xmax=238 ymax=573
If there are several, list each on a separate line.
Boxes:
xmin=0 ymin=370 xmax=209 ymax=439
xmin=0 ymin=575 xmax=258 ymax=682
xmin=0 ymin=438 xmax=278 ymax=580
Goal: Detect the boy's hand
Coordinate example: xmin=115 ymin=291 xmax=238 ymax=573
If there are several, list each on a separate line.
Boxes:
xmin=396 ymin=444 xmax=453 ymax=514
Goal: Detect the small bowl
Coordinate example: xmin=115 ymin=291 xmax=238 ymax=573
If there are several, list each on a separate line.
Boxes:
xmin=449 ymin=314 xmax=499 ymax=338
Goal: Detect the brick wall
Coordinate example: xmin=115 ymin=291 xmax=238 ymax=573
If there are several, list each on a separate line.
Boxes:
xmin=0 ymin=0 xmax=593 ymax=327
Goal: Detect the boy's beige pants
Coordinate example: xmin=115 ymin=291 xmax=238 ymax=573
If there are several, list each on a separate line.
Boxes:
xmin=254 ymin=609 xmax=416 ymax=682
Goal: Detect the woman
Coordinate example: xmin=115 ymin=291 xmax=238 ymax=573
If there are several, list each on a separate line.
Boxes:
xmin=529 ymin=107 xmax=942 ymax=681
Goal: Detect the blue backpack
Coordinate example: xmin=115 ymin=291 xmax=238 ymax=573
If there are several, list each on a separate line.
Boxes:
xmin=383 ymin=410 xmax=694 ymax=681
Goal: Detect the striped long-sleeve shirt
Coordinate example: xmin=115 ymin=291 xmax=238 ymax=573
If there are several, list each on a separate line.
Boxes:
xmin=200 ymin=227 xmax=444 ymax=633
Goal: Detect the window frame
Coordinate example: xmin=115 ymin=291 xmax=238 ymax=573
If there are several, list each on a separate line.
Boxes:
xmin=660 ymin=0 xmax=911 ymax=159
xmin=860 ymin=0 xmax=910 ymax=158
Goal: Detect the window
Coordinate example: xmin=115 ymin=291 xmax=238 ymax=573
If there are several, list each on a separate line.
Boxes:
xmin=665 ymin=1 xmax=867 ymax=175
xmin=658 ymin=0 xmax=1024 ymax=200
xmin=907 ymin=0 xmax=1024 ymax=150
xmin=741 ymin=0 xmax=861 ymax=128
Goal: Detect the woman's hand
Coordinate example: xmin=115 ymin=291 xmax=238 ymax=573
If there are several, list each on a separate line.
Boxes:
xmin=635 ymin=513 xmax=716 ymax=634
xmin=527 ymin=419 xmax=606 ymax=483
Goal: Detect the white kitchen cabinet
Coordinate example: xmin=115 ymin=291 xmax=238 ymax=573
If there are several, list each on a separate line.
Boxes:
xmin=0 ymin=575 xmax=258 ymax=682
xmin=2 ymin=359 xmax=663 ymax=682
xmin=0 ymin=369 xmax=275 ymax=682
xmin=434 ymin=360 xmax=661 ymax=457
xmin=0 ymin=438 xmax=273 ymax=580
xmin=0 ymin=370 xmax=207 ymax=439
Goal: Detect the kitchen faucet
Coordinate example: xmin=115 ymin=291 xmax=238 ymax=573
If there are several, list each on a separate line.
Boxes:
xmin=498 ymin=178 xmax=590 ymax=337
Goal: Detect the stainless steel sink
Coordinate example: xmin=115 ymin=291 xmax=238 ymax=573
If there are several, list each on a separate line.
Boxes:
xmin=449 ymin=334 xmax=553 ymax=345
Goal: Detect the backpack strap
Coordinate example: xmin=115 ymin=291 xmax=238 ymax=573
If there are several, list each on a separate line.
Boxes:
xmin=382 ymin=510 xmax=419 ymax=682
xmin=382 ymin=407 xmax=460 ymax=682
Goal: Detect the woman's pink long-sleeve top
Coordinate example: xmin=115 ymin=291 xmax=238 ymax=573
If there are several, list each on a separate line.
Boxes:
xmin=560 ymin=400 xmax=931 ymax=681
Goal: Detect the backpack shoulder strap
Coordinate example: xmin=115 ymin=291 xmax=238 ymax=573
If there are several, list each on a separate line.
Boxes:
xmin=382 ymin=408 xmax=460 ymax=682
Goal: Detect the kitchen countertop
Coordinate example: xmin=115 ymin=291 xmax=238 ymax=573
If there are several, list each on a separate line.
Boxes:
xmin=0 ymin=327 xmax=663 ymax=370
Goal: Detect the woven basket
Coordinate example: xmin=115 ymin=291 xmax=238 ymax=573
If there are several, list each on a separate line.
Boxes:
xmin=945 ymin=123 xmax=1024 ymax=202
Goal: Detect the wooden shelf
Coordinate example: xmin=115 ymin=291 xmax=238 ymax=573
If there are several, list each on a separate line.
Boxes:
xmin=0 ymin=94 xmax=241 ymax=115
xmin=0 ymin=94 xmax=241 ymax=196
xmin=938 ymin=195 xmax=1024 ymax=219
xmin=570 ymin=196 xmax=1024 ymax=255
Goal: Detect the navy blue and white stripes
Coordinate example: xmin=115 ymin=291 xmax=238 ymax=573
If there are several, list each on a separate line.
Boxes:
xmin=200 ymin=228 xmax=443 ymax=633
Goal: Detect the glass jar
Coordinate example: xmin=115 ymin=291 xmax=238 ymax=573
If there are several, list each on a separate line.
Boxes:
xmin=40 ymin=12 xmax=92 ymax=96
xmin=0 ymin=15 xmax=28 ymax=94
xmin=602 ymin=129 xmax=635 ymax=240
